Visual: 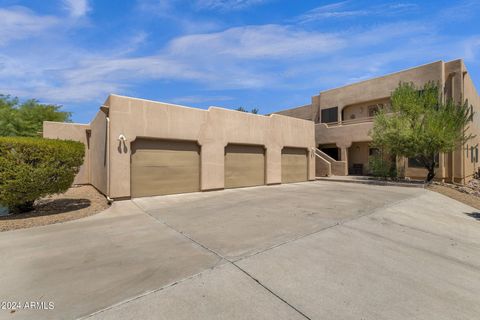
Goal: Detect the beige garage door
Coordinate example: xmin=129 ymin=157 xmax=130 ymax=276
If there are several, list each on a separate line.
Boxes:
xmin=131 ymin=139 xmax=200 ymax=198
xmin=225 ymin=144 xmax=265 ymax=188
xmin=282 ymin=147 xmax=308 ymax=183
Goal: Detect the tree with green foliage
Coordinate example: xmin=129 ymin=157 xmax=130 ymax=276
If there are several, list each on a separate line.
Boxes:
xmin=236 ymin=106 xmax=247 ymax=112
xmin=370 ymin=81 xmax=474 ymax=182
xmin=235 ymin=106 xmax=260 ymax=114
xmin=0 ymin=95 xmax=71 ymax=137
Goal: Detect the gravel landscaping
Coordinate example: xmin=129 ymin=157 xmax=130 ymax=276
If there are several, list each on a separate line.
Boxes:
xmin=0 ymin=185 xmax=109 ymax=232
xmin=427 ymin=179 xmax=480 ymax=210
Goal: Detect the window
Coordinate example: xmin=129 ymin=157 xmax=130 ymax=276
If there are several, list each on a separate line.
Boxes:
xmin=368 ymin=104 xmax=382 ymax=117
xmin=466 ymin=144 xmax=469 ymax=158
xmin=408 ymin=154 xmax=439 ymax=168
xmin=476 ymin=146 xmax=479 ymax=163
xmin=472 ymin=146 xmax=475 ymax=163
xmin=321 ymin=107 xmax=338 ymax=123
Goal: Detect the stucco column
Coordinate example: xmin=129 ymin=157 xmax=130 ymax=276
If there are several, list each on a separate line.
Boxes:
xmin=200 ymin=142 xmax=225 ymax=190
xmin=308 ymin=149 xmax=316 ymax=180
xmin=336 ymin=142 xmax=351 ymax=176
xmin=266 ymin=145 xmax=282 ymax=184
xmin=339 ymin=147 xmax=348 ymax=161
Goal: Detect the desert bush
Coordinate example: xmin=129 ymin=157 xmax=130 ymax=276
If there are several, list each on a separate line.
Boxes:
xmin=0 ymin=137 xmax=84 ymax=213
xmin=369 ymin=153 xmax=396 ymax=180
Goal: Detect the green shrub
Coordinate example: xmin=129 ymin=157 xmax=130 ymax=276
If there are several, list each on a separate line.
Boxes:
xmin=369 ymin=154 xmax=397 ymax=180
xmin=0 ymin=137 xmax=84 ymax=213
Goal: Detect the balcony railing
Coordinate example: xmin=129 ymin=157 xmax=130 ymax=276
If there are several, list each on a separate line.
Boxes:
xmin=322 ymin=116 xmax=375 ymax=127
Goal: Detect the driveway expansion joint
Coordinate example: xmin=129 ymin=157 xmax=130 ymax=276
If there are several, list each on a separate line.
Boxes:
xmin=119 ymin=192 xmax=428 ymax=320
xmin=90 ymin=190 xmax=431 ymax=320
xmin=129 ymin=199 xmax=314 ymax=320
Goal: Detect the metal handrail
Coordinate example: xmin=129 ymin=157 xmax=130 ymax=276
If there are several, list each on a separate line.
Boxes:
xmin=322 ymin=116 xmax=375 ymax=127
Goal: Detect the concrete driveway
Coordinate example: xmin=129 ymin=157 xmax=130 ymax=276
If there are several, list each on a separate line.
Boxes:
xmin=1 ymin=181 xmax=479 ymax=319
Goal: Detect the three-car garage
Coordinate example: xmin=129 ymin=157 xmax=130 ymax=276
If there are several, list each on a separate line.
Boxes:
xmin=130 ymin=139 xmax=310 ymax=198
xmin=51 ymin=95 xmax=315 ymax=199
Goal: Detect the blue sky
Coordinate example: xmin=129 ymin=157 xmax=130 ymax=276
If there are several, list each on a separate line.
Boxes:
xmin=1 ymin=0 xmax=480 ymax=123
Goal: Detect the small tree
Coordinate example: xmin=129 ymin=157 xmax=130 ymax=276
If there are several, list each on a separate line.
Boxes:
xmin=236 ymin=106 xmax=247 ymax=112
xmin=235 ymin=106 xmax=260 ymax=114
xmin=0 ymin=94 xmax=71 ymax=137
xmin=370 ymin=82 xmax=474 ymax=182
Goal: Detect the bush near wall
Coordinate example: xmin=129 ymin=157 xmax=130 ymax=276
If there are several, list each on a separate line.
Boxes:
xmin=0 ymin=137 xmax=84 ymax=213
xmin=368 ymin=153 xmax=397 ymax=180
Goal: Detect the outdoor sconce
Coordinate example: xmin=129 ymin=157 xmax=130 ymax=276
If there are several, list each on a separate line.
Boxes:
xmin=117 ymin=134 xmax=128 ymax=153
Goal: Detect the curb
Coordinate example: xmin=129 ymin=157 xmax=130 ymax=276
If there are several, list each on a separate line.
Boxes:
xmin=315 ymin=177 xmax=425 ymax=188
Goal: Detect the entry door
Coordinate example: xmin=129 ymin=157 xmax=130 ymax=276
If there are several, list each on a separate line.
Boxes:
xmin=225 ymin=144 xmax=265 ymax=188
xmin=131 ymin=139 xmax=200 ymax=197
xmin=282 ymin=147 xmax=308 ymax=183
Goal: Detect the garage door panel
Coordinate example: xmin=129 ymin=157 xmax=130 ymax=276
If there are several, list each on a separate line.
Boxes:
xmin=131 ymin=139 xmax=200 ymax=198
xmin=282 ymin=147 xmax=308 ymax=183
xmin=225 ymin=144 xmax=265 ymax=189
xmin=132 ymin=150 xmax=198 ymax=167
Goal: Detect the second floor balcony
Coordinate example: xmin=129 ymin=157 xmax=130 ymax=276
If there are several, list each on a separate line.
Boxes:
xmin=316 ymin=98 xmax=390 ymax=145
xmin=315 ymin=119 xmax=374 ymax=146
xmin=322 ymin=116 xmax=375 ymax=127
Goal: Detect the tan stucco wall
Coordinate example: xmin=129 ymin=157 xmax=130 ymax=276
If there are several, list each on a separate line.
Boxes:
xmin=318 ymin=61 xmax=444 ymax=114
xmin=89 ymin=110 xmax=108 ymax=195
xmin=314 ymin=59 xmax=480 ymax=183
xmin=102 ymin=95 xmax=315 ymax=198
xmin=43 ymin=121 xmax=90 ymax=185
xmin=462 ymin=65 xmax=480 ymax=182
xmin=342 ymin=98 xmax=390 ymax=121
xmin=315 ymin=122 xmax=373 ymax=147
xmin=348 ymin=142 xmax=370 ymax=173
xmin=274 ymin=104 xmax=313 ymax=121
xmin=275 ymin=59 xmax=480 ymax=183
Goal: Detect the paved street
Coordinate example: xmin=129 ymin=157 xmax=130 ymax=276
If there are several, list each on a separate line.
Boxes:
xmin=1 ymin=181 xmax=479 ymax=319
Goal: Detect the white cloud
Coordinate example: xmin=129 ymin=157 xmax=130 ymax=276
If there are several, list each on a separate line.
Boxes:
xmin=168 ymin=25 xmax=344 ymax=59
xmin=0 ymin=19 xmax=465 ymax=104
xmin=0 ymin=23 xmax=346 ymax=102
xmin=0 ymin=7 xmax=58 ymax=46
xmin=0 ymin=1 xmax=477 ymax=110
xmin=63 ymin=0 xmax=90 ymax=17
xmin=296 ymin=1 xmax=418 ymax=23
xmin=463 ymin=36 xmax=480 ymax=61
xmin=297 ymin=1 xmax=367 ymax=23
xmin=195 ymin=0 xmax=267 ymax=10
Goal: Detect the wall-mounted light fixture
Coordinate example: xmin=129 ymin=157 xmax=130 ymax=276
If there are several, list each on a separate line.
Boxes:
xmin=117 ymin=134 xmax=128 ymax=154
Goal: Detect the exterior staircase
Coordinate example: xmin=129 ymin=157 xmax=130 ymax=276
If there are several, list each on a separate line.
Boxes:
xmin=313 ymin=148 xmax=348 ymax=177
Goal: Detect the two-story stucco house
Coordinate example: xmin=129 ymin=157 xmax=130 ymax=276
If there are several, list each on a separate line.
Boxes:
xmin=44 ymin=59 xmax=480 ymax=200
xmin=275 ymin=59 xmax=480 ymax=183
